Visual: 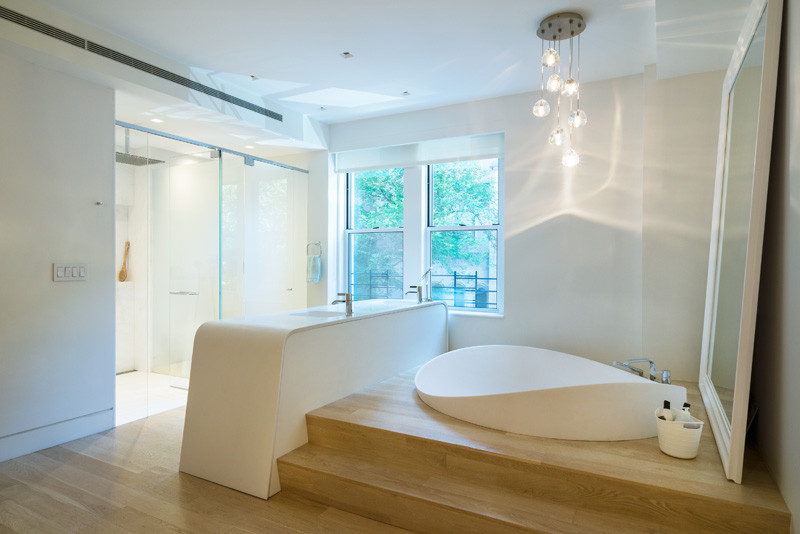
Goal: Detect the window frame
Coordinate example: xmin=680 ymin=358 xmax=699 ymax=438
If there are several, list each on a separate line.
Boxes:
xmin=424 ymin=158 xmax=504 ymax=313
xmin=343 ymin=167 xmax=406 ymax=300
xmin=340 ymin=157 xmax=504 ymax=314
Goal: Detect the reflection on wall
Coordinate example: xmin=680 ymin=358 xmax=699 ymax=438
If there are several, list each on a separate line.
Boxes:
xmin=642 ymin=66 xmax=724 ymax=381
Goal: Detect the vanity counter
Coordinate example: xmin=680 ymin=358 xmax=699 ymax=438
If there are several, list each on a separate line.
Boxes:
xmin=179 ymin=299 xmax=448 ymax=499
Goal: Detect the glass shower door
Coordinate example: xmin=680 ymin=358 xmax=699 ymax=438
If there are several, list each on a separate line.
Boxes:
xmin=166 ymin=150 xmax=220 ymax=389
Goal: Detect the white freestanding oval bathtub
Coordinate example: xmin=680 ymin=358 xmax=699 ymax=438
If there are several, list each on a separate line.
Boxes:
xmin=414 ymin=345 xmax=687 ymax=441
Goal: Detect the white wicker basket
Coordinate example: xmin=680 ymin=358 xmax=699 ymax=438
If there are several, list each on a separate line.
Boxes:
xmin=655 ymin=409 xmax=704 ymax=459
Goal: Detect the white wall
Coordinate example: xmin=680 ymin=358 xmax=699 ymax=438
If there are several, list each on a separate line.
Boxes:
xmin=325 ymin=71 xmax=724 ymax=378
xmin=329 ymin=75 xmax=646 ymax=367
xmin=0 ymin=51 xmax=115 ymax=461
xmin=752 ymin=0 xmax=800 ymax=528
xmin=283 ymin=150 xmax=337 ymax=308
xmin=642 ymin=66 xmax=724 ymax=381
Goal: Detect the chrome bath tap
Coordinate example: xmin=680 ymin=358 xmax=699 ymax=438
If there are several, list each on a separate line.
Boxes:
xmin=331 ymin=292 xmax=353 ymax=316
xmin=612 ymin=358 xmax=671 ymax=384
xmin=406 ymin=285 xmax=423 ymax=303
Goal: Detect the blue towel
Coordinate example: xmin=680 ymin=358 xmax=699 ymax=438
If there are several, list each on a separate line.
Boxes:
xmin=306 ymin=254 xmax=321 ymax=283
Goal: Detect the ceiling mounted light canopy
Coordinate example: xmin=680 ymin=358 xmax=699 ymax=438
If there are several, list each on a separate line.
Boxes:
xmin=532 ymin=12 xmax=587 ymax=167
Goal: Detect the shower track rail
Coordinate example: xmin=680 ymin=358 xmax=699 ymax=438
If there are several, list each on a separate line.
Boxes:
xmin=116 ymin=121 xmax=308 ymax=174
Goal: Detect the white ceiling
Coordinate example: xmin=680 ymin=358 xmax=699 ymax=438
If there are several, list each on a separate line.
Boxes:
xmin=25 ymin=0 xmax=749 ymax=157
xmin=655 ymin=0 xmax=751 ymax=79
xmin=36 ymin=0 xmax=658 ymax=125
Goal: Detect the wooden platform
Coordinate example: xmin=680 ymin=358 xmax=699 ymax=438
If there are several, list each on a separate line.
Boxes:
xmin=278 ymin=370 xmax=790 ymax=533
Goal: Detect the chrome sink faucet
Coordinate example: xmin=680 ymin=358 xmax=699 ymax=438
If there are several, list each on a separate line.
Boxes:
xmin=406 ymin=285 xmax=423 ymax=303
xmin=612 ymin=358 xmax=671 ymax=384
xmin=419 ymin=268 xmax=433 ymax=302
xmin=331 ymin=292 xmax=353 ymax=316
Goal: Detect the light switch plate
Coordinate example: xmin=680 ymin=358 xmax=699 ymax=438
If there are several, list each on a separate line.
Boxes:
xmin=53 ymin=263 xmax=87 ymax=281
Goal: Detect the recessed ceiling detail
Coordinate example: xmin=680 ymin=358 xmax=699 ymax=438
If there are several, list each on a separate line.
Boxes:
xmin=281 ymin=88 xmax=401 ymax=108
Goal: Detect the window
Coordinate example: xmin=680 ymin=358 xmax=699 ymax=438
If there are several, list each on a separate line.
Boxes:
xmin=428 ymin=159 xmax=499 ymax=309
xmin=346 ymin=168 xmax=405 ymax=300
xmin=340 ymin=141 xmax=503 ymax=313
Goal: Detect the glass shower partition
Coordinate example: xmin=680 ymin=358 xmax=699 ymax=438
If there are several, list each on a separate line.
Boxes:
xmin=115 ymin=122 xmax=310 ymax=426
xmin=220 ymin=154 xmax=308 ymax=318
xmin=164 ymin=148 xmax=221 ymax=389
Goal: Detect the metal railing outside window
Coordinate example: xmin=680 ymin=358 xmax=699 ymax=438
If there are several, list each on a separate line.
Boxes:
xmin=430 ymin=271 xmax=498 ymax=309
xmin=349 ymin=270 xmax=404 ymax=300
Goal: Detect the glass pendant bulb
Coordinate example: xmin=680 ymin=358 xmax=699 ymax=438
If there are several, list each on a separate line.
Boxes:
xmin=568 ymin=109 xmax=588 ymax=128
xmin=542 ymin=47 xmax=560 ymax=68
xmin=532 ymin=99 xmax=550 ymax=118
xmin=548 ymin=127 xmax=566 ymax=146
xmin=562 ymin=148 xmax=580 ymax=167
xmin=546 ymin=73 xmax=564 ymax=93
xmin=562 ymin=78 xmax=578 ymax=96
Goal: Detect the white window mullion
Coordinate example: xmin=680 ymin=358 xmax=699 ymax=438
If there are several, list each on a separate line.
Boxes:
xmin=337 ymin=172 xmax=348 ymax=298
xmin=402 ymin=166 xmax=425 ymax=295
xmin=496 ymin=157 xmax=505 ymax=314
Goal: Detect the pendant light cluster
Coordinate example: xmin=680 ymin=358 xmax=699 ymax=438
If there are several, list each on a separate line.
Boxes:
xmin=532 ymin=12 xmax=587 ymax=168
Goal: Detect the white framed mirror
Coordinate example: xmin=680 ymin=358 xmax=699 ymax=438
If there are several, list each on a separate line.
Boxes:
xmin=698 ymin=0 xmax=783 ymax=483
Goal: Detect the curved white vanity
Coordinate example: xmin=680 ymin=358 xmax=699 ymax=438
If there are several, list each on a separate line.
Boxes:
xmin=179 ymin=299 xmax=448 ymax=499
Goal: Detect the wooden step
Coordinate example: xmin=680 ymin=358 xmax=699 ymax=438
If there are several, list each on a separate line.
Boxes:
xmin=277 ymin=371 xmax=790 ymax=533
xmin=280 ymin=444 xmax=682 ymax=534
xmin=279 ymin=443 xmax=584 ymax=534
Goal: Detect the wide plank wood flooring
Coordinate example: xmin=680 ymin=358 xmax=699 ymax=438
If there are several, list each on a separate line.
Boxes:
xmin=0 ymin=408 xmax=411 ymax=533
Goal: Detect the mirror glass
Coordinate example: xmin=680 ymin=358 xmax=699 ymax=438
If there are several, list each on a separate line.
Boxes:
xmin=699 ymin=0 xmax=782 ymax=484
xmin=708 ymin=12 xmax=767 ymax=423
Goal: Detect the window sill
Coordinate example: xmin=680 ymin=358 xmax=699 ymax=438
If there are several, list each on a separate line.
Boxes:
xmin=448 ymin=309 xmax=504 ymax=319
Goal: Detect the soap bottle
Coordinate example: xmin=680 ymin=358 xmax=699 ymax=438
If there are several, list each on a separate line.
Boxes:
xmin=657 ymin=400 xmax=674 ymax=421
xmin=675 ymin=402 xmax=692 ymax=422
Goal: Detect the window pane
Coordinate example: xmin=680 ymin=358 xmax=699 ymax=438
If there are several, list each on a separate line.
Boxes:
xmin=430 ymin=230 xmax=497 ymax=309
xmin=349 ymin=232 xmax=404 ymax=300
xmin=431 ymin=159 xmax=498 ymax=227
xmin=351 ymin=168 xmax=404 ymax=229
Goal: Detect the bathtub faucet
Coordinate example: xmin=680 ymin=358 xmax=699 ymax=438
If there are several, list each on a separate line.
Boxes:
xmin=612 ymin=359 xmax=671 ymax=385
xmin=331 ymin=292 xmax=353 ymax=316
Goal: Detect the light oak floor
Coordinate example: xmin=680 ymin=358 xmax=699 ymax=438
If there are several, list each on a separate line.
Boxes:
xmin=115 ymin=371 xmax=188 ymax=426
xmin=0 ymin=407 xmax=411 ymax=534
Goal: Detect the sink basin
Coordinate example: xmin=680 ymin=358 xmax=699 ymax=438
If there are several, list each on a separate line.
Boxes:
xmin=289 ymin=310 xmax=346 ymax=318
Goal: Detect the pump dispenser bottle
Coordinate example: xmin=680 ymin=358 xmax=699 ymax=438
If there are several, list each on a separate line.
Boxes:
xmin=657 ymin=400 xmax=674 ymax=421
xmin=675 ymin=402 xmax=692 ymax=422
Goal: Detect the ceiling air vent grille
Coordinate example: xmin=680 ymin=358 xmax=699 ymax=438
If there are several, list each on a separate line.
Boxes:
xmin=0 ymin=6 xmax=282 ymax=123
xmin=0 ymin=5 xmax=85 ymax=48
xmin=86 ymin=42 xmax=282 ymax=122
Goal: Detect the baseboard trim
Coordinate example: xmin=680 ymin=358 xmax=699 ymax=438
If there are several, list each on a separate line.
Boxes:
xmin=0 ymin=408 xmax=114 ymax=462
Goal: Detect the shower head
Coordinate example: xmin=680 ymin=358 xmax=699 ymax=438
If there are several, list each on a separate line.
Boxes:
xmin=115 ymin=127 xmax=164 ymax=166
xmin=115 ymin=152 xmax=165 ymax=166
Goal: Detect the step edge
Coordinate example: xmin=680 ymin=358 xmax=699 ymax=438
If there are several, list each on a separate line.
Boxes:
xmin=278 ymin=455 xmax=569 ymax=534
xmin=304 ymin=414 xmax=792 ymax=522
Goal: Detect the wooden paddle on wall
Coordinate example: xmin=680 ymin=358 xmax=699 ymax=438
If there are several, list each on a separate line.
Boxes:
xmin=118 ymin=241 xmax=130 ymax=282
